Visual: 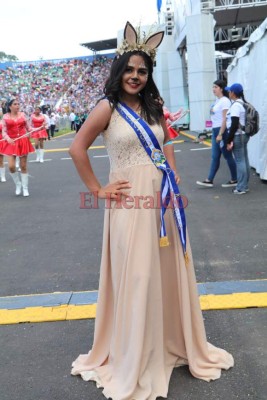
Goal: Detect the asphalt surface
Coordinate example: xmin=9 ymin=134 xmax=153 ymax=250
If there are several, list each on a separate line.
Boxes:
xmin=0 ymin=132 xmax=266 ymax=400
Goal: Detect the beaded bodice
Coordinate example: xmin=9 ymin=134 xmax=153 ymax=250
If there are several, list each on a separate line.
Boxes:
xmin=102 ymin=109 xmax=164 ymax=172
xmin=3 ymin=113 xmax=27 ymax=138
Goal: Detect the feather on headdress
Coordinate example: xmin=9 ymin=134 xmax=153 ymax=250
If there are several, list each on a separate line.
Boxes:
xmin=116 ymin=21 xmax=164 ymax=62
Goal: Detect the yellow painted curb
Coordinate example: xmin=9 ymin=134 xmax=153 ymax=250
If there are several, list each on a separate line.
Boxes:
xmin=44 ymin=148 xmax=70 ymax=153
xmin=66 ymin=304 xmax=97 ymax=320
xmin=1 ymin=292 xmax=266 ymax=325
xmin=44 ymin=141 xmax=185 ymax=153
xmin=54 ymin=131 xmax=74 ymax=138
xmin=180 ymin=131 xmax=211 ymax=147
xmin=172 ymin=140 xmax=184 ymax=144
xmin=0 ymin=304 xmax=97 ymax=325
xmin=44 ymin=145 xmax=106 ymax=153
xmin=199 ymin=292 xmax=267 ymax=310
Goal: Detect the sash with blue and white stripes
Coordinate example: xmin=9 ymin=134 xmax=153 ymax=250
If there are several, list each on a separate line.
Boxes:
xmin=116 ymin=102 xmax=188 ymax=263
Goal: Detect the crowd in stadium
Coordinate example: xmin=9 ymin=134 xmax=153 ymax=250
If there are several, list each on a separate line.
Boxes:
xmin=0 ymin=56 xmax=113 ymax=128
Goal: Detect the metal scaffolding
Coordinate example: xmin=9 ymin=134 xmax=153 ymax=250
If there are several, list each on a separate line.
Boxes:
xmin=201 ymin=0 xmax=267 ymax=11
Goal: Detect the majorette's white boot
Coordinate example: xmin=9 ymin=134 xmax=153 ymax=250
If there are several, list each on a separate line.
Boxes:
xmin=15 ymin=157 xmax=21 ymax=171
xmin=0 ymin=167 xmax=6 ymax=182
xmin=21 ymin=173 xmax=29 ymax=197
xmin=10 ymin=171 xmax=22 ymax=195
xmin=39 ymin=149 xmax=44 ymax=163
xmin=35 ymin=149 xmax=40 ymax=162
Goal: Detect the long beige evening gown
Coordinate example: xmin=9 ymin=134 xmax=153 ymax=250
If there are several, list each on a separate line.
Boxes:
xmin=71 ymin=109 xmax=234 ymax=400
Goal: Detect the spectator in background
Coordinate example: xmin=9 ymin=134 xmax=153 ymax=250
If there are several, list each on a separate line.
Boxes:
xmin=49 ymin=112 xmax=56 ymax=138
xmin=43 ymin=112 xmax=50 ymax=140
xmin=74 ymin=112 xmax=82 ymax=133
xmin=69 ymin=110 xmax=76 ymax=130
xmin=196 ymin=79 xmax=237 ymax=188
xmin=0 ymin=56 xmax=113 ymax=129
xmin=54 ymin=111 xmax=60 ymax=132
xmin=226 ymin=83 xmax=250 ymax=195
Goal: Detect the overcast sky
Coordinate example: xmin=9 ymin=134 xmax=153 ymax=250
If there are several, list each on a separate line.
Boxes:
xmin=0 ymin=0 xmax=160 ymax=61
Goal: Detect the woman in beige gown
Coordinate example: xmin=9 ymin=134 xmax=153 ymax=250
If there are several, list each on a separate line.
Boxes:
xmin=70 ymin=21 xmax=233 ymax=400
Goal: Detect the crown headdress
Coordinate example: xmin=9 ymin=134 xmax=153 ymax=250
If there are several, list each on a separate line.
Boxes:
xmin=116 ymin=21 xmax=164 ymax=62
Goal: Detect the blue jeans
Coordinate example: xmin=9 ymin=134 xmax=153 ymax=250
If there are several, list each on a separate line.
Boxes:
xmin=233 ymin=134 xmax=250 ymax=191
xmin=208 ymin=127 xmax=237 ymax=182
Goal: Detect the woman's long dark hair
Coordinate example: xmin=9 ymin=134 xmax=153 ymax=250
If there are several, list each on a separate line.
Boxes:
xmin=103 ymin=51 xmax=163 ymax=125
xmin=6 ymin=98 xmax=17 ymax=112
xmin=235 ymin=92 xmax=247 ymax=103
xmin=213 ymin=79 xmax=228 ymax=97
xmin=1 ymin=101 xmax=8 ymax=114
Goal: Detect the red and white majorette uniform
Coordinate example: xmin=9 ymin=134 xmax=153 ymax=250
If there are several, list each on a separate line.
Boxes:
xmin=1 ymin=112 xmax=35 ymax=157
xmin=30 ymin=113 xmax=48 ymax=139
xmin=163 ymin=109 xmax=180 ymax=139
xmin=0 ymin=121 xmax=4 ymax=154
xmin=0 ymin=121 xmax=7 ymax=182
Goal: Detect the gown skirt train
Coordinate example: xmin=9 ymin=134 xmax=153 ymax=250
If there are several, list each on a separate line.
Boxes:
xmin=71 ymin=111 xmax=234 ymax=400
xmin=71 ymin=163 xmax=234 ymax=400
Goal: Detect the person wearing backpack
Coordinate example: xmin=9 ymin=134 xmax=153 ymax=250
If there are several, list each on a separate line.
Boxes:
xmin=196 ymin=79 xmax=237 ymax=188
xmin=226 ymin=83 xmax=250 ymax=194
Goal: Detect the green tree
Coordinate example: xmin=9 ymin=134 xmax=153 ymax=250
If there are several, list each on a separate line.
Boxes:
xmin=0 ymin=51 xmax=18 ymax=62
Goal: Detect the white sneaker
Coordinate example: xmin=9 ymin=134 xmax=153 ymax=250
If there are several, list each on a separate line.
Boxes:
xmin=221 ymin=180 xmax=237 ymax=188
xmin=196 ymin=180 xmax=213 ymax=188
xmin=232 ymin=189 xmax=246 ymax=195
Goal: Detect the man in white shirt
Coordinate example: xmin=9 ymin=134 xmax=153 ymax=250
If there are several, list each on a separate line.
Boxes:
xmin=69 ymin=111 xmax=76 ymax=130
xmin=43 ymin=113 xmax=51 ymax=140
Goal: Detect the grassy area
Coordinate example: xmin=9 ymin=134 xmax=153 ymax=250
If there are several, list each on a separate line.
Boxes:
xmin=54 ymin=128 xmax=73 ymax=137
xmin=29 ymin=128 xmax=73 ymax=144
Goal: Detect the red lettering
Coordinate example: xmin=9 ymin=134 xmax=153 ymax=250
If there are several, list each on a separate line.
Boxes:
xmin=143 ymin=195 xmax=154 ymax=209
xmin=134 ymin=195 xmax=144 ymax=209
xmin=121 ymin=195 xmax=134 ymax=209
xmin=80 ymin=192 xmax=99 ymax=209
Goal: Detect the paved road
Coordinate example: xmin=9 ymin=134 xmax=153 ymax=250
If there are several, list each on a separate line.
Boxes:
xmin=0 ymin=132 xmax=266 ymax=400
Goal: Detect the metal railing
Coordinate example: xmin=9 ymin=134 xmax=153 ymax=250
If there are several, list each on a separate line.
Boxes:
xmin=201 ymin=0 xmax=267 ymax=11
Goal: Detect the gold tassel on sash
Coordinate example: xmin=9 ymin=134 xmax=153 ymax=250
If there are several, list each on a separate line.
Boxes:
xmin=160 ymin=237 xmax=189 ymax=267
xmin=184 ymin=251 xmax=190 ymax=267
xmin=159 ymin=236 xmax=170 ymax=247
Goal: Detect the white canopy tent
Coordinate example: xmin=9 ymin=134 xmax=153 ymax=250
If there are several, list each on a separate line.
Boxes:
xmin=226 ymin=18 xmax=267 ymax=180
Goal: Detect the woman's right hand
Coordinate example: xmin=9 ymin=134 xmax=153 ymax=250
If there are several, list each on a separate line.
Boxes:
xmin=97 ymin=180 xmax=132 ymax=199
xmin=6 ymin=137 xmax=15 ymax=145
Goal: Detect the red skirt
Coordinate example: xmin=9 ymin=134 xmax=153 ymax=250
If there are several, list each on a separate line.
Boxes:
xmin=31 ymin=129 xmax=48 ymax=139
xmin=0 ymin=135 xmax=4 ymax=155
xmin=167 ymin=125 xmax=179 ymax=139
xmin=1 ymin=136 xmax=35 ymax=157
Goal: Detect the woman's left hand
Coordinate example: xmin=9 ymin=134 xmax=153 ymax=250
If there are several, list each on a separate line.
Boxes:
xmin=216 ymin=134 xmax=222 ymax=143
xmin=174 ymin=171 xmax=181 ymax=184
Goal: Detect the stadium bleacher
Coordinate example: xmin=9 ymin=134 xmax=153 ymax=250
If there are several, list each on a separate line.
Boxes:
xmin=0 ymin=55 xmax=113 ymax=123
